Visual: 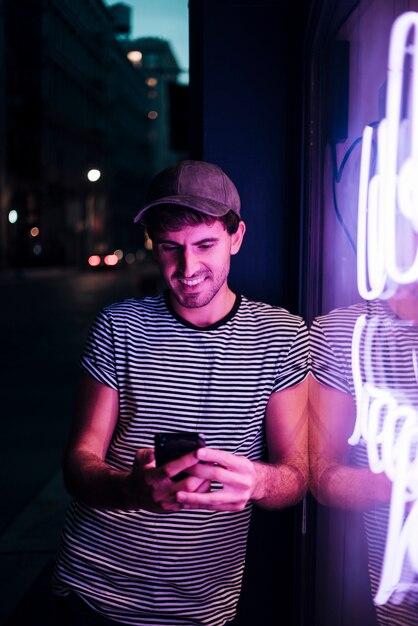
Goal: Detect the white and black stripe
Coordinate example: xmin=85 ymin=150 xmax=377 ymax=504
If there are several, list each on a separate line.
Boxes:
xmin=311 ymin=299 xmax=418 ymax=626
xmin=52 ymin=292 xmax=308 ymax=626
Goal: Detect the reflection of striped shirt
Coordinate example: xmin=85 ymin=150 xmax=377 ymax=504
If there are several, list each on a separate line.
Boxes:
xmin=311 ymin=299 xmax=418 ymax=626
xmin=52 ymin=292 xmax=308 ymax=626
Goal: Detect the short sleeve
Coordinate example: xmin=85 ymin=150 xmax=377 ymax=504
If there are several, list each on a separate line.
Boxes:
xmin=80 ymin=309 xmax=118 ymax=389
xmin=272 ymin=318 xmax=309 ymax=392
xmin=310 ymin=318 xmax=351 ymax=394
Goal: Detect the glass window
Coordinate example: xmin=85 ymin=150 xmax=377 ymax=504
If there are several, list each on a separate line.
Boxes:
xmin=306 ymin=2 xmax=418 ymax=624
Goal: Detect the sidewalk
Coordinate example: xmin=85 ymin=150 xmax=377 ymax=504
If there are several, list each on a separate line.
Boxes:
xmin=0 ymin=263 xmax=161 ymax=625
xmin=0 ymin=471 xmax=70 ymax=625
xmin=0 ymin=266 xmax=79 ymax=284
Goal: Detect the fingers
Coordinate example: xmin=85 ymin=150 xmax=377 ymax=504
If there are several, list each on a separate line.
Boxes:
xmin=186 ymin=462 xmax=250 ymax=488
xmin=134 ymin=448 xmax=155 ymax=468
xmin=158 ymin=450 xmax=200 ymax=480
xmin=147 ymin=476 xmax=209 ymax=513
xmin=189 ymin=449 xmax=256 ymax=487
xmin=134 ymin=448 xmax=200 ymax=481
xmin=174 ymin=477 xmax=211 ymax=494
xmin=133 ymin=447 xmax=253 ymax=512
xmin=196 ymin=479 xmax=211 ymax=493
xmin=130 ymin=448 xmax=208 ymax=513
xmin=175 ymin=449 xmax=256 ymax=511
xmin=195 ymin=447 xmax=241 ymax=467
xmin=176 ymin=489 xmax=250 ymax=511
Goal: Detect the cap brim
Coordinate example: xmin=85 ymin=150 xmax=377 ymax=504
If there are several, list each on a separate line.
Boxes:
xmin=133 ymin=195 xmax=236 ymax=223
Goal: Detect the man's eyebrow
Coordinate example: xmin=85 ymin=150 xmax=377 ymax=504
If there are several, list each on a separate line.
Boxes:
xmin=193 ymin=237 xmax=219 ymax=245
xmin=155 ymin=237 xmax=180 ymax=245
xmin=156 ymin=237 xmax=219 ymax=245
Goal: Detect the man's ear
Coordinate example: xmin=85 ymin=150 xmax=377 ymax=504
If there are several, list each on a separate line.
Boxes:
xmin=231 ymin=220 xmax=246 ymax=255
xmin=145 ymin=232 xmax=157 ymax=260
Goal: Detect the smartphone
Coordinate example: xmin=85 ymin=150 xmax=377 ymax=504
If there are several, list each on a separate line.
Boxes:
xmin=154 ymin=432 xmax=206 ymax=481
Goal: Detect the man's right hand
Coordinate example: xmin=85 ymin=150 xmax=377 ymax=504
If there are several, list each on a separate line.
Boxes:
xmin=63 ymin=376 xmax=211 ymax=512
xmin=125 ymin=448 xmax=211 ymax=513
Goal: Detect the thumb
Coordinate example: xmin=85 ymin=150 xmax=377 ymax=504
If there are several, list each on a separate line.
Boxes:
xmin=135 ymin=447 xmax=155 ymax=467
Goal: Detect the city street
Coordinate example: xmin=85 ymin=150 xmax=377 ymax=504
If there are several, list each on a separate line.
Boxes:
xmin=0 ymin=261 xmax=162 ymax=624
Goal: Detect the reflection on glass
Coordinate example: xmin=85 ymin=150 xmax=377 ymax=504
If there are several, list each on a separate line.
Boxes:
xmin=310 ymin=290 xmax=418 ymax=622
xmin=309 ymin=10 xmax=418 ymax=625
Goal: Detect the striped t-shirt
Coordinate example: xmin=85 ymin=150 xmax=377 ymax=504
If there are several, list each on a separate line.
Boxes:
xmin=52 ymin=292 xmax=309 ymax=626
xmin=310 ymin=299 xmax=418 ymax=626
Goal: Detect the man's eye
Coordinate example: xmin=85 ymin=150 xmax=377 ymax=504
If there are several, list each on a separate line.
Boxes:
xmin=198 ymin=244 xmax=213 ymax=250
xmin=161 ymin=245 xmax=177 ymax=252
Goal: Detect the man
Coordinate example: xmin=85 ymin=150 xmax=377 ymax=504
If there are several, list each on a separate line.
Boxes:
xmin=52 ymin=160 xmax=309 ymax=625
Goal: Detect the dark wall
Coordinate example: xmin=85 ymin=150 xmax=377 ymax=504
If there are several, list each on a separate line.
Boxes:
xmin=189 ymin=2 xmax=310 ymax=625
xmin=189 ymin=0 xmax=309 ymax=311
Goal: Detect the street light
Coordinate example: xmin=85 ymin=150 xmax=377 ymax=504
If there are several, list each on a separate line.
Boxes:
xmin=127 ymin=50 xmax=142 ymax=65
xmin=8 ymin=210 xmax=18 ymax=224
xmin=87 ymin=169 xmax=101 ymax=182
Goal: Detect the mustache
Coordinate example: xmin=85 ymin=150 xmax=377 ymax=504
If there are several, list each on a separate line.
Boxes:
xmin=173 ymin=272 xmax=209 ymax=280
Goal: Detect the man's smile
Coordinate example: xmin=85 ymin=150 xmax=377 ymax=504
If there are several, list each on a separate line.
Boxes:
xmin=178 ymin=276 xmax=207 ymax=287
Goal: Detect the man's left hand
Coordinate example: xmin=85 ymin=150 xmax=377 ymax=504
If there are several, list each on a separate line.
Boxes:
xmin=176 ymin=447 xmax=258 ymax=511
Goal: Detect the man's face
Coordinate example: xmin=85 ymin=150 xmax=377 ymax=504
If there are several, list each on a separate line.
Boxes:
xmin=153 ymin=219 xmax=245 ymax=312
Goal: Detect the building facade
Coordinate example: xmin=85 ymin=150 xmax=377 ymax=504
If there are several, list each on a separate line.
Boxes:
xmin=0 ymin=0 xmax=184 ymax=269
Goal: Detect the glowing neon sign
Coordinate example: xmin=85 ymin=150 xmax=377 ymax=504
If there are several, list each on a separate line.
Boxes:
xmin=350 ymin=315 xmax=418 ymax=604
xmin=357 ymin=12 xmax=418 ymax=300
xmin=352 ymin=12 xmax=418 ymax=604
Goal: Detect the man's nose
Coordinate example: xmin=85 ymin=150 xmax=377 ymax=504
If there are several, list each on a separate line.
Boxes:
xmin=179 ymin=248 xmax=200 ymax=277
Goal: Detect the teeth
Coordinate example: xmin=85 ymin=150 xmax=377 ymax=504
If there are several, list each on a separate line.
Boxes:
xmin=180 ymin=277 xmax=205 ymax=286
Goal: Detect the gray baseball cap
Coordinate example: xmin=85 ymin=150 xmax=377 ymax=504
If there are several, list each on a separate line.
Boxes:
xmin=133 ymin=160 xmax=241 ymax=223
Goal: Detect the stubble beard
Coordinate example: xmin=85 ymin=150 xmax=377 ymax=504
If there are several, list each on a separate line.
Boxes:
xmin=171 ymin=270 xmax=229 ymax=310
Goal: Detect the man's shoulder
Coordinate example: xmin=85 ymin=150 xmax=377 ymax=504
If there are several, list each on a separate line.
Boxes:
xmin=99 ymin=293 xmax=167 ymax=324
xmin=105 ymin=293 xmax=163 ymax=312
xmin=312 ymin=301 xmax=371 ymax=337
xmin=314 ymin=301 xmax=366 ymax=321
xmin=239 ymin=296 xmax=305 ymax=327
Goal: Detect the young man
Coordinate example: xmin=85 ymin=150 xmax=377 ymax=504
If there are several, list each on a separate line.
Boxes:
xmin=52 ymin=160 xmax=309 ymax=625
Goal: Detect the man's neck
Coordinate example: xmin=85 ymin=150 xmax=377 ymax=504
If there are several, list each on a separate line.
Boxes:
xmin=169 ymin=287 xmax=237 ymax=327
xmin=387 ymin=285 xmax=418 ymax=323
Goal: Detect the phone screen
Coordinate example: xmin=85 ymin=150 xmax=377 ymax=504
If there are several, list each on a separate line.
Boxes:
xmin=154 ymin=432 xmax=206 ymax=480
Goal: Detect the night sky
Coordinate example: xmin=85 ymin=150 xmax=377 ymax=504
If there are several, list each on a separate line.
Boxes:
xmin=106 ymin=0 xmax=189 ymax=83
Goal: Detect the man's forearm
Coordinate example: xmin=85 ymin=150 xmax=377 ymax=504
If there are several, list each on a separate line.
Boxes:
xmin=63 ymin=449 xmax=131 ymax=509
xmin=63 ymin=448 xmax=206 ymax=513
xmin=311 ymin=463 xmax=392 ymax=510
xmin=251 ymin=460 xmax=308 ymax=510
